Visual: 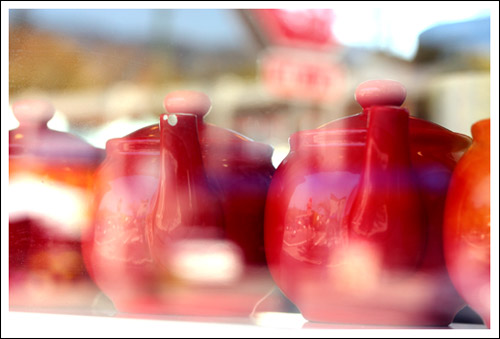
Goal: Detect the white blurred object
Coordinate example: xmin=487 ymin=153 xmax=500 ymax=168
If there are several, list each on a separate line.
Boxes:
xmin=9 ymin=174 xmax=89 ymax=238
xmin=331 ymin=3 xmax=490 ymax=60
xmin=426 ymin=72 xmax=490 ymax=136
xmin=168 ymin=239 xmax=244 ymax=285
xmin=271 ymin=144 xmax=290 ymax=169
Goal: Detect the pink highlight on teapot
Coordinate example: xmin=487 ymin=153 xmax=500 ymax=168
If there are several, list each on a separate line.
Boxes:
xmin=12 ymin=99 xmax=55 ymax=127
xmin=163 ymin=90 xmax=212 ymax=117
xmin=355 ymin=79 xmax=407 ymax=108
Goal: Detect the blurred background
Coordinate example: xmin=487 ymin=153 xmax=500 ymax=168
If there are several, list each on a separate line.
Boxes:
xmin=7 ymin=5 xmax=492 ymax=166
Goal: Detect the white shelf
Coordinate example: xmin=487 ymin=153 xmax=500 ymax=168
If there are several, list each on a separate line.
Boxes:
xmin=3 ymin=309 xmax=489 ymax=338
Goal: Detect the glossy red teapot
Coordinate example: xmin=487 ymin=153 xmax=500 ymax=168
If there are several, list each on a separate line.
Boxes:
xmin=444 ymin=119 xmax=490 ymax=328
xmin=264 ymin=80 xmax=472 ymax=326
xmin=9 ymin=99 xmax=104 ymax=308
xmin=82 ymin=91 xmax=275 ymax=316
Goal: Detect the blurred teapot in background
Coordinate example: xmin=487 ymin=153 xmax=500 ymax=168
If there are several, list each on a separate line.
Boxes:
xmin=444 ymin=118 xmax=490 ymax=328
xmin=264 ymin=80 xmax=472 ymax=326
xmin=82 ymin=91 xmax=276 ymax=316
xmin=9 ymin=99 xmax=105 ymax=309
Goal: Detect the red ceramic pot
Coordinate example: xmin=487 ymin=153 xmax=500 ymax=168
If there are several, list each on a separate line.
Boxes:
xmin=444 ymin=119 xmax=490 ymax=328
xmin=9 ymin=99 xmax=104 ymax=308
xmin=82 ymin=91 xmax=275 ymax=316
xmin=264 ymin=80 xmax=472 ymax=326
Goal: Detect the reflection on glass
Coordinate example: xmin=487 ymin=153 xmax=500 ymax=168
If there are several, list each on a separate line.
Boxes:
xmin=7 ymin=7 xmax=492 ymax=328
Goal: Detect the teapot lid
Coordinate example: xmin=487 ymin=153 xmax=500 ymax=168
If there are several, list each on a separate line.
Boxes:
xmin=9 ymin=99 xmax=104 ymax=164
xmin=290 ymin=79 xmax=471 ymax=151
xmin=111 ymin=91 xmax=274 ymax=161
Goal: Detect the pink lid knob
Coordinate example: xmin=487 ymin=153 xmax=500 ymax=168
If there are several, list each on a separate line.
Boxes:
xmin=163 ymin=90 xmax=212 ymax=119
xmin=12 ymin=99 xmax=55 ymax=127
xmin=355 ymin=80 xmax=406 ymax=109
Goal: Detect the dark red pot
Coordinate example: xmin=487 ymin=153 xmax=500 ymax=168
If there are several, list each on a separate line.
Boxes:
xmin=264 ymin=80 xmax=471 ymax=326
xmin=82 ymin=91 xmax=275 ymax=316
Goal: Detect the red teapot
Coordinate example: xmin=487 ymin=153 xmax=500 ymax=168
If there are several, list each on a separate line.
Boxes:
xmin=264 ymin=80 xmax=472 ymax=326
xmin=82 ymin=91 xmax=275 ymax=316
xmin=444 ymin=119 xmax=490 ymax=328
xmin=9 ymin=99 xmax=104 ymax=308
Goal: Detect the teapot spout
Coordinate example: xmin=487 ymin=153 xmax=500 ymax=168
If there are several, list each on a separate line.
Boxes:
xmin=148 ymin=113 xmax=224 ymax=268
xmin=347 ymin=105 xmax=427 ymax=271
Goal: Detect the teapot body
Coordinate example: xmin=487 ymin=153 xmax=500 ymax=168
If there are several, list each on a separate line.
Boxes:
xmin=82 ymin=150 xmax=160 ymax=305
xmin=444 ymin=119 xmax=490 ymax=328
xmin=83 ymin=118 xmax=275 ymax=316
xmin=264 ymin=82 xmax=472 ymax=326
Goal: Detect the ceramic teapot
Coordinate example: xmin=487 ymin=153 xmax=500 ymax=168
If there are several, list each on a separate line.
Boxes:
xmin=9 ymin=99 xmax=104 ymax=308
xmin=82 ymin=91 xmax=275 ymax=316
xmin=264 ymin=80 xmax=472 ymax=326
xmin=444 ymin=119 xmax=490 ymax=328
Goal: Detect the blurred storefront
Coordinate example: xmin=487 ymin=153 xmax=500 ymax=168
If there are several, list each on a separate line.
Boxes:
xmin=9 ymin=8 xmax=491 ymax=158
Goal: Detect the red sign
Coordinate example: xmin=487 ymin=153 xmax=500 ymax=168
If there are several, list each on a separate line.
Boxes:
xmin=259 ymin=48 xmax=345 ymax=103
xmin=249 ymin=9 xmax=336 ymax=50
